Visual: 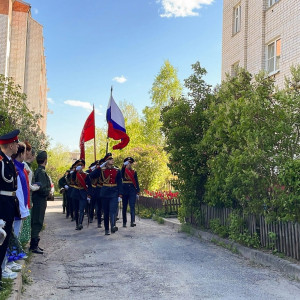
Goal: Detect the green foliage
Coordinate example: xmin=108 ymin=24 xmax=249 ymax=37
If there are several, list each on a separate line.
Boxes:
xmin=0 ymin=279 xmax=13 ymax=300
xmin=0 ymin=75 xmax=48 ymax=150
xmin=161 ymin=62 xmax=212 ymax=217
xmin=46 ymin=144 xmax=74 ymax=191
xmin=209 ymin=219 xmax=229 ymax=238
xmin=152 ymin=215 xmax=165 ymax=224
xmin=228 ymin=213 xmax=260 ymax=248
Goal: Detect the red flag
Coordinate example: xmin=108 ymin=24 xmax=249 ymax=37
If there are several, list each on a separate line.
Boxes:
xmin=79 ymin=109 xmax=95 ymax=160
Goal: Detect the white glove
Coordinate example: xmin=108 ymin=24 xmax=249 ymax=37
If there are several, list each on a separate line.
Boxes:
xmin=64 ymin=185 xmax=69 ymax=190
xmin=124 ymin=161 xmax=130 ymax=166
xmin=118 ymin=197 xmax=122 ymax=202
xmin=87 ymin=197 xmax=91 ymax=203
xmin=90 ymin=165 xmax=96 ymax=171
xmin=100 ymin=161 xmax=107 ymax=168
xmin=0 ymin=220 xmax=7 ymax=246
xmin=76 ymin=166 xmax=82 ymax=171
xmin=136 ymin=195 xmax=139 ymax=201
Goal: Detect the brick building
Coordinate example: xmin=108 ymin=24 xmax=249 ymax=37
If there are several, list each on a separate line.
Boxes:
xmin=222 ymin=0 xmax=300 ymax=89
xmin=0 ymin=0 xmax=47 ymax=132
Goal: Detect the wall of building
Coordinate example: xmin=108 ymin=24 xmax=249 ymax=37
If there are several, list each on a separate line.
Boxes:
xmin=0 ymin=0 xmax=47 ymax=133
xmin=222 ymin=0 xmax=300 ymax=89
xmin=265 ymin=0 xmax=300 ymax=88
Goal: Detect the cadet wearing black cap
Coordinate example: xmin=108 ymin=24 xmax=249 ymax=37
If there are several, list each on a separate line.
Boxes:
xmin=30 ymin=150 xmax=51 ymax=254
xmin=0 ymin=129 xmax=20 ymax=287
xmin=72 ymin=159 xmax=88 ymax=230
xmin=122 ymin=157 xmax=140 ymax=227
xmin=88 ymin=153 xmax=122 ymax=235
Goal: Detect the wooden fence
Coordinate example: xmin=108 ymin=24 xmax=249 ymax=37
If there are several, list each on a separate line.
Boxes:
xmin=138 ymin=196 xmax=181 ymax=214
xmin=188 ymin=204 xmax=300 ymax=261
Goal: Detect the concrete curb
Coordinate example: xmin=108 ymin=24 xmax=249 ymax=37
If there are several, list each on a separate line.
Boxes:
xmin=7 ymin=259 xmax=25 ymax=300
xmin=163 ymin=218 xmax=300 ymax=281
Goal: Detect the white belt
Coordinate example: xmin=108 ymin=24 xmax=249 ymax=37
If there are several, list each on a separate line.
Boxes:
xmin=0 ymin=191 xmax=16 ymax=197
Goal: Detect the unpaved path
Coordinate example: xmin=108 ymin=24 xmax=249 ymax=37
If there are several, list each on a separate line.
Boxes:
xmin=21 ymin=201 xmax=300 ymax=300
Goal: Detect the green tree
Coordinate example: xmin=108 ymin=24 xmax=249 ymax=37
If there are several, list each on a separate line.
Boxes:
xmin=46 ymin=144 xmax=74 ymax=191
xmin=0 ymin=75 xmax=48 ymax=150
xmin=143 ymin=60 xmax=183 ymax=146
xmin=161 ymin=62 xmax=212 ymax=222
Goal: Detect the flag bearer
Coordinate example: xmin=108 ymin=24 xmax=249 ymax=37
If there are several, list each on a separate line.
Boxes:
xmin=121 ymin=157 xmax=140 ymax=227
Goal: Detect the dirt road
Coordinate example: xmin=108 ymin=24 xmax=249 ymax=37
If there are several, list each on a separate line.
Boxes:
xmin=21 ymin=201 xmax=300 ymax=300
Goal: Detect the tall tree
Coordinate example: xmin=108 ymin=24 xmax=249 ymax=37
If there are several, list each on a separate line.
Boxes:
xmin=0 ymin=75 xmax=48 ymax=150
xmin=143 ymin=60 xmax=183 ymax=146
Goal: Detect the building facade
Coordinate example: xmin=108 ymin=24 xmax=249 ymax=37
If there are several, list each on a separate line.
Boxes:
xmin=0 ymin=0 xmax=47 ymax=132
xmin=222 ymin=0 xmax=300 ymax=89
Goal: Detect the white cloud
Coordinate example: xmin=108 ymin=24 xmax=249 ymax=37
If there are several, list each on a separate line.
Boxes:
xmin=113 ymin=75 xmax=127 ymax=83
xmin=158 ymin=0 xmax=214 ymax=18
xmin=47 ymin=97 xmax=54 ymax=104
xmin=64 ymin=100 xmax=102 ymax=116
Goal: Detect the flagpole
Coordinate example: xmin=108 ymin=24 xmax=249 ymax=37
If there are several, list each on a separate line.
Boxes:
xmin=106 ymin=86 xmax=113 ymax=154
xmin=93 ymin=104 xmax=96 ymax=161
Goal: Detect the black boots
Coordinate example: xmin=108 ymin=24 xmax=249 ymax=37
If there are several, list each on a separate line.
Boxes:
xmin=29 ymin=238 xmax=44 ymax=254
xmin=130 ymin=222 xmax=136 ymax=227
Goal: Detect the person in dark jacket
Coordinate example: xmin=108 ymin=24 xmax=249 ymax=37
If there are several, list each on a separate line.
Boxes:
xmin=121 ymin=157 xmax=140 ymax=227
xmin=29 ymin=151 xmax=51 ymax=254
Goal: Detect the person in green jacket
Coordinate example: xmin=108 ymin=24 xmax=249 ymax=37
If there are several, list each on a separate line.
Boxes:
xmin=29 ymin=151 xmax=51 ymax=254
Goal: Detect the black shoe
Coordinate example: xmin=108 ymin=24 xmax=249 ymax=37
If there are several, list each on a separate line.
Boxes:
xmin=105 ymin=230 xmax=110 ymax=235
xmin=111 ymin=226 xmax=118 ymax=233
xmin=31 ymin=247 xmax=43 ymax=254
xmin=71 ymin=218 xmax=75 ymax=222
xmin=89 ymin=219 xmax=93 ymax=223
xmin=75 ymin=226 xmax=80 ymax=230
xmin=38 ymin=246 xmax=44 ymax=251
xmin=130 ymin=223 xmax=136 ymax=227
xmin=123 ymin=223 xmax=127 ymax=228
xmin=97 ymin=223 xmax=102 ymax=228
xmin=78 ymin=224 xmax=83 ymax=230
xmin=116 ymin=217 xmax=119 ymax=221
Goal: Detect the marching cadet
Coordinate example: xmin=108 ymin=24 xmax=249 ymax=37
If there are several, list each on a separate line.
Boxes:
xmin=66 ymin=166 xmax=76 ymax=222
xmin=72 ymin=159 xmax=88 ymax=230
xmin=58 ymin=170 xmax=70 ymax=217
xmin=121 ymin=157 xmax=140 ymax=227
xmin=30 ymin=150 xmax=51 ymax=254
xmin=88 ymin=153 xmax=122 ymax=235
xmin=0 ymin=129 xmax=20 ymax=286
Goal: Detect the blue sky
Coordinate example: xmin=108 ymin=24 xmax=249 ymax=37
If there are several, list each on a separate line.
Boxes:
xmin=28 ymin=0 xmax=223 ymax=151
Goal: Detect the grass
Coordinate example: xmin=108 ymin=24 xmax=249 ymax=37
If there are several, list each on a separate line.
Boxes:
xmin=0 ymin=278 xmax=14 ymax=300
xmin=211 ymin=238 xmax=239 ymax=254
xmin=152 ymin=215 xmax=165 ymax=224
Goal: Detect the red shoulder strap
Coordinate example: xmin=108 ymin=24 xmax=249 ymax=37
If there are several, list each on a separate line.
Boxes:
xmin=124 ymin=168 xmax=137 ymax=189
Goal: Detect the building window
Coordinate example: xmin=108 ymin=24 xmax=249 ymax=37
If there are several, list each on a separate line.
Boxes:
xmin=233 ymin=4 xmax=241 ymax=34
xmin=269 ymin=0 xmax=279 ymax=7
xmin=231 ymin=61 xmax=240 ymax=77
xmin=267 ymin=38 xmax=281 ymax=74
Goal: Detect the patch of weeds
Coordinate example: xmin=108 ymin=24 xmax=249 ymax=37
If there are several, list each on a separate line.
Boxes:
xmin=0 ymin=278 xmax=13 ymax=300
xmin=152 ymin=214 xmax=165 ymax=224
xmin=211 ymin=238 xmax=240 ymax=255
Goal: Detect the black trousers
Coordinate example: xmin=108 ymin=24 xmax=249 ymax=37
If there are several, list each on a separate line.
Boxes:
xmin=0 ymin=196 xmax=15 ymax=282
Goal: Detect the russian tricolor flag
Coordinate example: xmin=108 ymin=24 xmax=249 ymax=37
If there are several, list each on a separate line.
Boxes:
xmin=106 ymin=93 xmax=130 ymax=150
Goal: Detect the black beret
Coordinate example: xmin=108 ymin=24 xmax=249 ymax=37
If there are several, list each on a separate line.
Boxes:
xmin=104 ymin=153 xmax=113 ymax=161
xmin=124 ymin=157 xmax=134 ymax=163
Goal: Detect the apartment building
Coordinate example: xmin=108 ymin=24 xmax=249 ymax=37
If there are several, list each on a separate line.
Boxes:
xmin=0 ymin=0 xmax=47 ymax=132
xmin=222 ymin=0 xmax=300 ymax=89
